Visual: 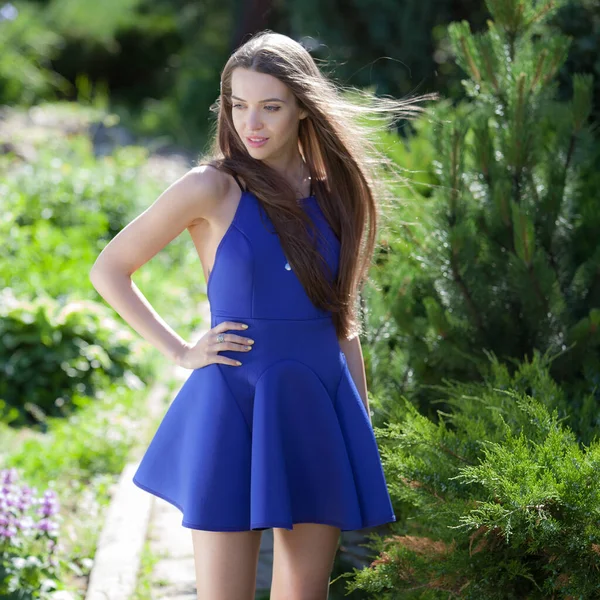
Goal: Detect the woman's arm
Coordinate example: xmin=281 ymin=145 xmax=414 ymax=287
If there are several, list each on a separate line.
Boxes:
xmin=338 ymin=335 xmax=371 ymax=424
xmin=89 ymin=166 xmax=223 ymax=366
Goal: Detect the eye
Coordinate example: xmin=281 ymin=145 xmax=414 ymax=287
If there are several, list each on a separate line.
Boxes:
xmin=231 ymin=103 xmax=280 ymax=112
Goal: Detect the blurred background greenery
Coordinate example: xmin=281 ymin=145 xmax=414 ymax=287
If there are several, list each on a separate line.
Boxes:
xmin=2 ymin=0 xmax=597 ymax=150
xmin=2 ymin=0 xmax=600 ymax=598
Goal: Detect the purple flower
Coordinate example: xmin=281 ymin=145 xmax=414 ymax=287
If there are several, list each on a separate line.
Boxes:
xmin=37 ymin=504 xmax=57 ymax=517
xmin=18 ymin=497 xmax=33 ymax=511
xmin=1 ymin=524 xmax=17 ymax=537
xmin=0 ymin=468 xmax=61 ymax=543
xmin=36 ymin=518 xmax=59 ymax=534
xmin=0 ymin=468 xmax=18 ymax=485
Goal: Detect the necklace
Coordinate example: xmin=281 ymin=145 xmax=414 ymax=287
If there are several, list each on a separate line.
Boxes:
xmin=292 ymin=161 xmax=310 ymax=200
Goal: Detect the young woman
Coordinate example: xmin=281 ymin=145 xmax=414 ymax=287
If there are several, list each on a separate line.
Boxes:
xmin=90 ymin=30 xmax=435 ymax=600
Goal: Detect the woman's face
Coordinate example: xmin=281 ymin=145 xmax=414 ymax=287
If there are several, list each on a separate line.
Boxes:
xmin=229 ymin=67 xmax=307 ymax=161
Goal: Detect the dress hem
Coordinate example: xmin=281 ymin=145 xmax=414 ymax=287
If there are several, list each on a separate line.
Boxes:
xmin=132 ymin=476 xmax=396 ymax=533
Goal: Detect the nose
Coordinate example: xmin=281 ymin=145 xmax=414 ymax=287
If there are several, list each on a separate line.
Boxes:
xmin=246 ymin=108 xmax=263 ymax=132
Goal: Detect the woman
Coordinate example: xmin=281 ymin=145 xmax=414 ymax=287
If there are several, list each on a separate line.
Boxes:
xmin=90 ymin=30 xmax=435 ymax=600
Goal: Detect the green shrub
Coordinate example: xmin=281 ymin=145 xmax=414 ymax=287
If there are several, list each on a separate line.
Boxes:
xmin=2 ymin=136 xmax=152 ymax=238
xmin=3 ymin=219 xmax=105 ymax=299
xmin=0 ymin=290 xmax=150 ymax=427
xmin=5 ymin=380 xmax=148 ymax=483
xmin=1 ymin=128 xmax=205 ymax=337
xmin=345 ymin=352 xmax=600 ymax=598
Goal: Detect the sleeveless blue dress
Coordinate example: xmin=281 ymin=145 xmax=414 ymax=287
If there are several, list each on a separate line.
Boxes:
xmin=132 ymin=174 xmax=397 ymax=532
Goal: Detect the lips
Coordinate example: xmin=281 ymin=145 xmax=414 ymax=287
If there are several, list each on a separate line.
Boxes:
xmin=246 ymin=136 xmax=269 ymax=148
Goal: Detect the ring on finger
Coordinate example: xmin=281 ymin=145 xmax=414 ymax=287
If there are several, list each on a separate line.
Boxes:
xmin=216 ymin=333 xmax=225 ymax=343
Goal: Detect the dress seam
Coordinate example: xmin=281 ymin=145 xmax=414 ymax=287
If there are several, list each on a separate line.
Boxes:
xmin=211 ymin=313 xmax=332 ymax=321
xmin=254 ymin=357 xmax=332 ymax=396
xmin=217 ymin=363 xmax=252 ymax=436
xmin=249 ymin=205 xmax=258 ymax=319
xmin=334 ymin=358 xmax=365 ymax=525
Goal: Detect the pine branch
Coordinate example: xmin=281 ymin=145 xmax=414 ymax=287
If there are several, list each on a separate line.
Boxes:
xmin=582 ymin=267 xmax=600 ymax=310
xmin=393 ymin=365 xmax=411 ymax=397
xmin=458 ymin=35 xmax=481 ymax=83
xmin=449 ymin=250 xmax=486 ymax=338
xmin=563 ymin=132 xmax=576 ymax=181
xmin=480 ymin=42 xmax=500 ymax=95
xmin=527 ymin=262 xmax=549 ymax=315
xmin=546 ymin=245 xmax=568 ymax=301
xmin=529 ymin=48 xmax=548 ymax=93
xmin=404 ymin=580 xmax=462 ymax=597
xmin=436 ymin=441 xmax=474 ymax=465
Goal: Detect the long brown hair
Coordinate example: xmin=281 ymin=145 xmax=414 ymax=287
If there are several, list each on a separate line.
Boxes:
xmin=199 ymin=30 xmax=437 ymax=340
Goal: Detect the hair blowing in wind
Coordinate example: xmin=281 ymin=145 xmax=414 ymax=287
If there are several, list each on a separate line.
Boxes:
xmin=199 ymin=30 xmax=438 ymax=340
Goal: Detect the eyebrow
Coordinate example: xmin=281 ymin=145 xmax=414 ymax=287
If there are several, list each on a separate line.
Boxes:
xmin=231 ymin=95 xmax=287 ymax=103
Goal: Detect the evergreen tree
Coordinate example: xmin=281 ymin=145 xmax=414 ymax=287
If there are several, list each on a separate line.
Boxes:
xmin=364 ymin=0 xmax=598 ymax=444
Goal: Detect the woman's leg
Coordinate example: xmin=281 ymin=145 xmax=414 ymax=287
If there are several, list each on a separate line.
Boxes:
xmin=270 ymin=523 xmax=341 ymax=600
xmin=191 ymin=529 xmax=263 ymax=600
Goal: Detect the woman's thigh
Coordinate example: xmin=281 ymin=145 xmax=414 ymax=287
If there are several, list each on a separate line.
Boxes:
xmin=270 ymin=523 xmax=341 ymax=600
xmin=191 ymin=529 xmax=263 ymax=600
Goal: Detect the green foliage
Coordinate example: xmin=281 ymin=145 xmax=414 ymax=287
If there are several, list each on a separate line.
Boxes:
xmin=45 ymin=0 xmax=145 ymax=46
xmin=0 ymin=125 xmax=205 ymax=339
xmin=115 ymin=0 xmax=231 ymax=147
xmin=361 ymin=113 xmax=458 ymax=430
xmin=3 ymin=218 xmax=106 ymax=301
xmin=344 ymin=353 xmax=600 ymax=598
xmin=350 ymin=0 xmax=600 ymax=597
xmin=0 ymin=108 xmax=207 ymax=430
xmin=0 ymin=291 xmax=150 ymax=427
xmin=363 ymin=0 xmax=600 ymax=445
xmin=1 ymin=135 xmax=152 ymax=238
xmin=550 ymin=0 xmax=600 ymax=124
xmin=0 ymin=102 xmax=208 ymax=595
xmin=4 ymin=0 xmax=599 ymax=150
xmin=0 ymin=135 xmax=136 ymax=307
xmin=285 ymin=0 xmax=488 ymax=100
xmin=0 ymin=2 xmax=67 ymax=105
xmin=6 ymin=380 xmax=149 ymax=483
xmin=0 ymin=370 xmax=164 ymax=597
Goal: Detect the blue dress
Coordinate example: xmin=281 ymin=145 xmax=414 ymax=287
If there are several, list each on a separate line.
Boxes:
xmin=132 ymin=173 xmax=397 ymax=532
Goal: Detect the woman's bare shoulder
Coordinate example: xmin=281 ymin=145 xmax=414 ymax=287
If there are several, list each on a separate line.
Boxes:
xmin=89 ymin=164 xmax=232 ymax=277
xmin=184 ymin=164 xmax=233 ymax=219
